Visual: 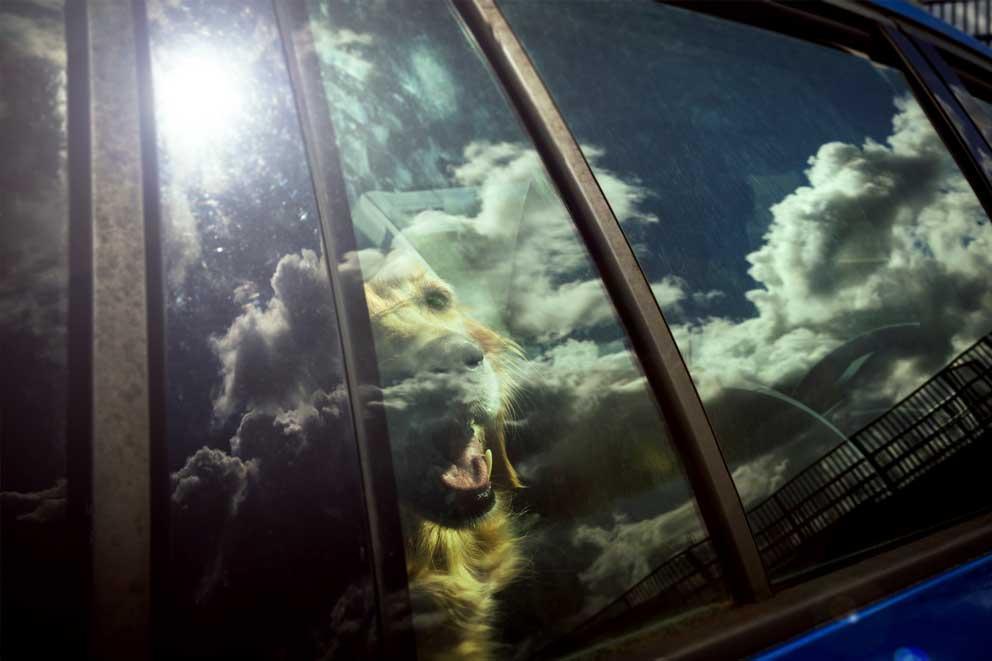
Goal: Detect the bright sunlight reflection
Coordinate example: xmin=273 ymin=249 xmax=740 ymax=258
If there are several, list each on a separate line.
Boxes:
xmin=155 ymin=48 xmax=246 ymax=157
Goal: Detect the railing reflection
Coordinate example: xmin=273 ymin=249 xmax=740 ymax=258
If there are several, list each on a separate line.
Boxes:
xmin=922 ymin=0 xmax=992 ymax=46
xmin=577 ymin=332 xmax=992 ymax=635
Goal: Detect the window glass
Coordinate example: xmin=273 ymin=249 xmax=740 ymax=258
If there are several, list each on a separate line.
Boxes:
xmin=502 ymin=0 xmax=992 ymax=582
xmin=148 ymin=2 xmax=375 ymax=657
xmin=955 ymin=73 xmax=992 ymax=147
xmin=939 ymin=52 xmax=992 ymax=175
xmin=0 ymin=2 xmax=77 ymax=656
xmin=970 ymin=91 xmax=992 ymax=140
xmin=301 ymin=0 xmax=723 ymax=655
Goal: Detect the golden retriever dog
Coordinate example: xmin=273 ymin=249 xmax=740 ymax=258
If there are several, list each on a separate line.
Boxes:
xmin=363 ymin=254 xmax=524 ymax=660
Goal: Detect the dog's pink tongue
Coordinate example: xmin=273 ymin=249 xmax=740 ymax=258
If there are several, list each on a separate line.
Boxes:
xmin=441 ymin=438 xmax=491 ymax=491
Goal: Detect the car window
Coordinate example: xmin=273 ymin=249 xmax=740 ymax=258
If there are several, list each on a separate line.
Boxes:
xmin=969 ymin=91 xmax=992 ymax=142
xmin=0 ymin=2 xmax=77 ymax=656
xmin=297 ymin=0 xmax=726 ymax=655
xmin=147 ymin=1 xmax=376 ymax=657
xmin=502 ymin=0 xmax=992 ymax=583
xmin=954 ymin=69 xmax=992 ymax=147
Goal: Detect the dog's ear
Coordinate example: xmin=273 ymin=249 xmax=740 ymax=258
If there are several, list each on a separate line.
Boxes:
xmin=490 ymin=424 xmax=523 ymax=489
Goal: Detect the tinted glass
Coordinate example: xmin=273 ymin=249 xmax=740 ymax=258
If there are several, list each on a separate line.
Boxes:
xmin=970 ymin=91 xmax=992 ymax=141
xmin=148 ymin=1 xmax=375 ymax=657
xmin=0 ymin=2 xmax=77 ymax=656
xmin=956 ymin=72 xmax=992 ymax=146
xmin=300 ymin=0 xmax=723 ymax=656
xmin=503 ymin=0 xmax=992 ymax=582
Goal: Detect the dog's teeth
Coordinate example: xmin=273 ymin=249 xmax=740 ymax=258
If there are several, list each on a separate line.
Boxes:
xmin=485 ymin=448 xmax=493 ymax=479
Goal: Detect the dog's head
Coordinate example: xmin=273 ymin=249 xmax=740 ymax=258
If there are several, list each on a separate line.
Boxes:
xmin=364 ymin=257 xmax=522 ymax=526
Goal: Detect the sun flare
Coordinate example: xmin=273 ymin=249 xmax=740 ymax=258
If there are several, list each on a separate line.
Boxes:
xmin=155 ymin=48 xmax=246 ymax=156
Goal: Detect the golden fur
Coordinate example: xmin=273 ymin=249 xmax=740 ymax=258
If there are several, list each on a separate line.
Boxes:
xmin=364 ymin=263 xmax=524 ymax=659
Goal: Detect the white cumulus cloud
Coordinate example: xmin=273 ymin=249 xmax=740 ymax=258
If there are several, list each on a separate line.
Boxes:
xmin=671 ymin=95 xmax=992 ymax=404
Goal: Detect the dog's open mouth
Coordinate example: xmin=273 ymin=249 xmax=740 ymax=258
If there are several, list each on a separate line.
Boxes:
xmin=434 ymin=421 xmax=495 ymax=521
xmin=441 ymin=434 xmax=492 ymax=491
xmin=384 ymin=387 xmax=500 ymax=524
xmin=397 ymin=416 xmax=496 ymax=524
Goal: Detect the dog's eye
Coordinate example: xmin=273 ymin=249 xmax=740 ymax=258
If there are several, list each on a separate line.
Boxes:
xmin=423 ymin=288 xmax=451 ymax=311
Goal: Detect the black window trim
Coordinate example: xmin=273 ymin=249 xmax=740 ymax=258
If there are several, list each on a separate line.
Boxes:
xmin=65 ymin=0 xmax=94 ymax=656
xmin=923 ymin=41 xmax=992 ymax=124
xmin=867 ymin=0 xmax=992 ymax=81
xmin=832 ymin=1 xmax=992 ymax=202
xmin=669 ymin=0 xmax=882 ymax=57
xmin=910 ymin=34 xmax=992 ymax=156
xmin=881 ymin=25 xmax=992 ymax=214
xmin=132 ymin=0 xmax=169 ymax=658
xmin=936 ymin=55 xmax=992 ymax=149
xmin=272 ymin=2 xmax=417 ymax=658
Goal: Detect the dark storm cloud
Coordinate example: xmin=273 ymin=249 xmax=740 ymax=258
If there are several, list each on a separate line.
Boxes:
xmin=171 ymin=388 xmax=352 ymax=566
xmin=170 ymin=245 xmax=367 ymax=657
xmin=212 ymin=250 xmax=342 ymax=418
xmin=229 ymin=387 xmax=350 ymax=490
xmin=174 ymin=247 xmax=357 ymax=577
xmin=169 ymin=384 xmax=369 ymax=657
xmin=172 ymin=448 xmax=253 ymax=518
xmin=0 ymin=479 xmax=67 ymax=524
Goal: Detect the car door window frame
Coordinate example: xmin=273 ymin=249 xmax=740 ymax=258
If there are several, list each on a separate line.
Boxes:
xmin=64 ymin=0 xmax=162 ymax=656
xmin=65 ymin=0 xmax=94 ymax=655
xmin=913 ymin=35 xmax=992 ymax=154
xmin=271 ymin=3 xmax=418 ymax=656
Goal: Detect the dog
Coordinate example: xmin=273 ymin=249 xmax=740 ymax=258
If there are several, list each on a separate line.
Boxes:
xmin=363 ymin=255 xmax=525 ymax=660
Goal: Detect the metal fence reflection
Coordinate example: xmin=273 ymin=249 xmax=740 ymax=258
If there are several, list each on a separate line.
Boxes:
xmin=579 ymin=333 xmax=992 ymax=633
xmin=923 ymin=0 xmax=992 ymax=46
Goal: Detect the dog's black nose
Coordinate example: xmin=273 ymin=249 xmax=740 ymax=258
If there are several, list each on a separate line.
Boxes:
xmin=426 ymin=336 xmax=484 ymax=373
xmin=457 ymin=342 xmax=485 ymax=369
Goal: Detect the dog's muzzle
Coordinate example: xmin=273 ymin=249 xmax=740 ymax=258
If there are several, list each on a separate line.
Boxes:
xmin=380 ymin=334 xmax=500 ymax=523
